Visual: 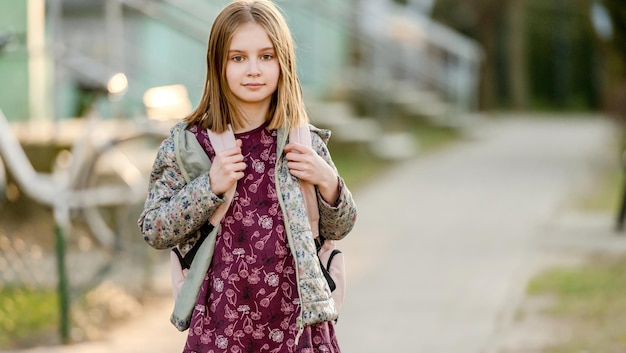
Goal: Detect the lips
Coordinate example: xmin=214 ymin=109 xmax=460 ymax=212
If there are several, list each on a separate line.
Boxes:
xmin=243 ymin=83 xmax=263 ymax=87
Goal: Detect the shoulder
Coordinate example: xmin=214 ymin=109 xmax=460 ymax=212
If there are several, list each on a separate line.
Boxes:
xmin=308 ymin=123 xmax=331 ymax=144
xmin=307 ymin=123 xmax=334 ymax=161
xmin=152 ymin=121 xmax=191 ymax=167
xmin=169 ymin=121 xmax=190 ymax=136
xmin=157 ymin=121 xmax=187 ymax=153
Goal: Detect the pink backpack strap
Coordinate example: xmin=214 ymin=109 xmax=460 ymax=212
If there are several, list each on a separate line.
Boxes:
xmin=207 ymin=126 xmax=238 ymax=225
xmin=289 ymin=124 xmax=319 ymax=238
xmin=210 ymin=124 xmax=319 ymax=244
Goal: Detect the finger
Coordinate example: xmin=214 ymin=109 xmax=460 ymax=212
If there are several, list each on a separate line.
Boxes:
xmin=287 ymin=160 xmax=311 ymax=174
xmin=284 ymin=143 xmax=309 ymax=154
xmin=221 ymin=160 xmax=246 ymax=174
xmin=222 ymin=153 xmax=245 ymax=165
xmin=288 ymin=168 xmax=312 ymax=182
xmin=285 ymin=151 xmax=304 ymax=163
xmin=232 ymin=161 xmax=247 ymax=173
xmin=221 ymin=146 xmax=243 ymax=158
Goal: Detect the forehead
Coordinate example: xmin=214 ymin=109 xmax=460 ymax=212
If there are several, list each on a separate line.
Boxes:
xmin=229 ymin=21 xmax=274 ymax=51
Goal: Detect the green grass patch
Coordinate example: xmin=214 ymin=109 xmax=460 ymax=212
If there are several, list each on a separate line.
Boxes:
xmin=0 ymin=286 xmax=59 ymax=348
xmin=526 ymin=254 xmax=626 ymax=352
xmin=329 ymin=143 xmax=394 ymax=190
xmin=409 ymin=122 xmax=462 ymax=151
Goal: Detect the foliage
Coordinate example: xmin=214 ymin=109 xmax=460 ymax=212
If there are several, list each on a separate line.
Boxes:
xmin=431 ymin=0 xmax=604 ymax=111
xmin=601 ymin=0 xmax=626 ymax=63
xmin=0 ymin=286 xmax=59 ymax=348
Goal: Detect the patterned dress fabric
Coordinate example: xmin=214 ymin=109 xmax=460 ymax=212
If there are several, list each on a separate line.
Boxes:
xmin=183 ymin=123 xmax=340 ymax=353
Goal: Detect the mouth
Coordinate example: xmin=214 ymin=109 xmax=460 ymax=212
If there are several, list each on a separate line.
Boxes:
xmin=243 ymin=83 xmax=264 ymax=88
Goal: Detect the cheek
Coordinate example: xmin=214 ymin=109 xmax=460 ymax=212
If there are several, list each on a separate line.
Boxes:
xmin=225 ymin=77 xmax=238 ymax=94
xmin=225 ymin=64 xmax=239 ymax=86
xmin=267 ymin=62 xmax=280 ymax=85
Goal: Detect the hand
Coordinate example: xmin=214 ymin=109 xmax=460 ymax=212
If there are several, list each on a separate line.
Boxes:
xmin=209 ymin=139 xmax=246 ymax=195
xmin=284 ymin=142 xmax=339 ymax=203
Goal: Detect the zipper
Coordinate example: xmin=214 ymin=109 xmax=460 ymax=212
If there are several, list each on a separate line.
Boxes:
xmin=275 ymin=127 xmax=306 ymax=344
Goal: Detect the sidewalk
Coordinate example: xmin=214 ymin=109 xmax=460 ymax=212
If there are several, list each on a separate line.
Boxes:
xmin=335 ymin=114 xmax=624 ymax=353
xmin=5 ymin=113 xmax=624 ymax=353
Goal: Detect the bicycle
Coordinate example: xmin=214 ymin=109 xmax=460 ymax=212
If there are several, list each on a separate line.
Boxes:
xmin=0 ymin=108 xmax=170 ymax=294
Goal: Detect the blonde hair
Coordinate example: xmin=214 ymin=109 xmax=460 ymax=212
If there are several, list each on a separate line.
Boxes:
xmin=184 ymin=0 xmax=308 ymax=133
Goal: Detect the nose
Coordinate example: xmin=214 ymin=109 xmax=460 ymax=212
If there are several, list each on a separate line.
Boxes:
xmin=246 ymin=59 xmax=261 ymax=77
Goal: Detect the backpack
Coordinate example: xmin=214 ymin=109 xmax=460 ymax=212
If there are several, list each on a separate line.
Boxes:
xmin=170 ymin=124 xmax=346 ymax=314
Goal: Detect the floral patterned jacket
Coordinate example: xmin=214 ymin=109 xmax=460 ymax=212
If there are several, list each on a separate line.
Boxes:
xmin=137 ymin=121 xmax=357 ymax=334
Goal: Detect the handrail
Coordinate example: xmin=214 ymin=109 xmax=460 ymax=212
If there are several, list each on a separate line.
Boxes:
xmin=118 ymin=0 xmax=212 ymax=42
xmin=277 ymin=0 xmax=482 ymax=110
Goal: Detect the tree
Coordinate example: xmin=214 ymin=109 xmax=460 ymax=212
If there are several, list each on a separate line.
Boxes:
xmin=431 ymin=0 xmax=509 ymax=110
xmin=507 ymin=0 xmax=528 ymax=110
xmin=599 ymin=0 xmax=626 ymax=120
xmin=433 ymin=0 xmax=601 ymax=111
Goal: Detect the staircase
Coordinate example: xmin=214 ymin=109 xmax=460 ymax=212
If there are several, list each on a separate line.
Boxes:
xmin=306 ymin=100 xmax=418 ymax=160
xmin=287 ymin=0 xmax=482 ymax=159
xmin=54 ymin=0 xmax=481 ymax=160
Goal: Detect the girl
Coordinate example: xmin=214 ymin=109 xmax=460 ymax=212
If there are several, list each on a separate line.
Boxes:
xmin=137 ymin=1 xmax=357 ymax=352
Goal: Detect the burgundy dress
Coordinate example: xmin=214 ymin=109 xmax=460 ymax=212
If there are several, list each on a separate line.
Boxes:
xmin=183 ymin=123 xmax=341 ymax=353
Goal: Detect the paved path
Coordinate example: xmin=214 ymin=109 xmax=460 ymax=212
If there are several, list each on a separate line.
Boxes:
xmin=4 ymin=114 xmax=621 ymax=353
xmin=335 ymin=114 xmax=618 ymax=353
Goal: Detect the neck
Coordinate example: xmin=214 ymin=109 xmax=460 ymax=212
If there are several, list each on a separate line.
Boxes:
xmin=235 ymin=102 xmax=270 ymax=133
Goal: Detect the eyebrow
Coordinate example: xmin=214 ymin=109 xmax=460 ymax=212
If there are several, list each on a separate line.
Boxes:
xmin=228 ymin=47 xmax=275 ymax=53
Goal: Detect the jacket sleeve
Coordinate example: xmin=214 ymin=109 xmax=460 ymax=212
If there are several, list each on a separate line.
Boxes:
xmin=311 ymin=131 xmax=357 ymax=241
xmin=137 ymin=134 xmax=225 ymax=250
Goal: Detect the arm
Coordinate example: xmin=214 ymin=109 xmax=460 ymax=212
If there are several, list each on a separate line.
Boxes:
xmin=311 ymin=133 xmax=357 ymax=241
xmin=284 ymin=129 xmax=357 ymax=241
xmin=137 ymin=136 xmax=225 ymax=250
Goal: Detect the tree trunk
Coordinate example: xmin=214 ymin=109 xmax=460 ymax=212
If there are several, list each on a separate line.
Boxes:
xmin=474 ymin=0 xmax=508 ymax=110
xmin=477 ymin=24 xmax=496 ymax=110
xmin=507 ymin=0 xmax=528 ymax=110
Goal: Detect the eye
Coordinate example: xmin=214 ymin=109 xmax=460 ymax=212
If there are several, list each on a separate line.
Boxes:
xmin=260 ymin=54 xmax=274 ymax=61
xmin=231 ymin=55 xmax=245 ymax=62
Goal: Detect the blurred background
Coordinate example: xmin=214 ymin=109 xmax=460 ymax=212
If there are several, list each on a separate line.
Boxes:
xmin=1 ymin=0 xmax=626 ymax=351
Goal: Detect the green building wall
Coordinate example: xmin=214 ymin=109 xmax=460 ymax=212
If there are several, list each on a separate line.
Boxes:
xmin=0 ymin=1 xmax=30 ymax=122
xmin=132 ymin=0 xmax=351 ymax=107
xmin=1 ymin=0 xmax=351 ymax=122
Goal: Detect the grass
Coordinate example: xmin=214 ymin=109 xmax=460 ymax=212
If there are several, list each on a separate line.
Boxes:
xmin=0 ymin=286 xmax=59 ymax=348
xmin=413 ymin=124 xmax=461 ymax=150
xmin=526 ymin=254 xmax=626 ymax=352
xmin=528 ymin=256 xmax=626 ymax=317
xmin=329 ymin=143 xmax=393 ymax=190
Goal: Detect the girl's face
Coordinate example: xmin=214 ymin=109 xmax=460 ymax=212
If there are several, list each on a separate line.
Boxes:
xmin=226 ymin=22 xmax=280 ymax=113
